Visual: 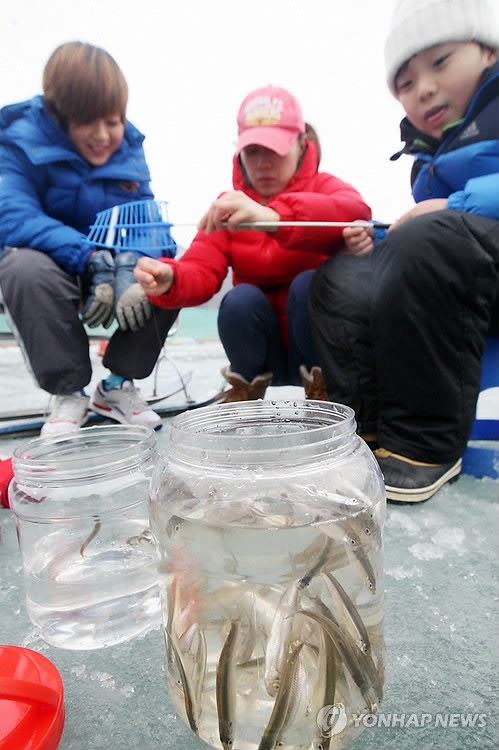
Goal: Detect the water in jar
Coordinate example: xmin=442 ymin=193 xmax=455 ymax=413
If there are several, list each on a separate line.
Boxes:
xmin=23 ymin=517 xmax=160 ymax=649
xmin=151 ymin=485 xmax=385 ymax=750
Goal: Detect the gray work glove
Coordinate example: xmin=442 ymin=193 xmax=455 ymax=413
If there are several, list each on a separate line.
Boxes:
xmin=81 ymin=250 xmax=115 ymax=328
xmin=114 ymin=251 xmax=152 ymax=332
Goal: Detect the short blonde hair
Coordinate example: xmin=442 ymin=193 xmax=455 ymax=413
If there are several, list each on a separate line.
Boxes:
xmin=43 ymin=41 xmax=128 ymax=127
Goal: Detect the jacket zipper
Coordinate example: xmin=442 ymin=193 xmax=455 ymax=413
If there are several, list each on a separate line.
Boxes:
xmin=426 ymin=163 xmax=435 ymax=195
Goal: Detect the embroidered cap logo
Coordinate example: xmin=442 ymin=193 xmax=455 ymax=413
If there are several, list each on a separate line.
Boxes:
xmin=244 ymin=95 xmax=285 ymax=127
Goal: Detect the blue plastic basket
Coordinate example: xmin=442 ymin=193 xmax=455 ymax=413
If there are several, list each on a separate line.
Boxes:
xmin=86 ymin=200 xmax=176 ymax=255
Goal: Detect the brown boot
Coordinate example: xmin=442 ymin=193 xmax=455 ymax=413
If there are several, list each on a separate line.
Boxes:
xmin=299 ymin=365 xmax=329 ymax=400
xmin=220 ymin=367 xmax=273 ymax=403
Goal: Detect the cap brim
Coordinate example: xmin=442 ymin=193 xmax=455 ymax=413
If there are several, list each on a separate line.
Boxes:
xmin=236 ymin=126 xmax=301 ymax=156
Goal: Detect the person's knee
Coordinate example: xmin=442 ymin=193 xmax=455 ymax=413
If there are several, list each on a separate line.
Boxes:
xmin=0 ymin=248 xmax=58 ymax=289
xmin=309 ymin=255 xmax=372 ymax=317
xmin=219 ymin=283 xmax=265 ymax=320
xmin=288 ymin=270 xmax=314 ymax=314
xmin=374 ymin=210 xmax=463 ymax=270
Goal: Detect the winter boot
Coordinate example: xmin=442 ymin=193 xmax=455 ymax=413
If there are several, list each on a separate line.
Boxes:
xmin=299 ymin=365 xmax=329 ymax=401
xmin=220 ymin=367 xmax=273 ymax=403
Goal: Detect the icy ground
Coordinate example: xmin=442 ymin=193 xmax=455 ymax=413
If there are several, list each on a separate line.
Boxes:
xmin=1 ymin=336 xmax=498 ymax=750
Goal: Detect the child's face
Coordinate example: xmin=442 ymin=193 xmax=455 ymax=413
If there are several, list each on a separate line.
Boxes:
xmin=240 ymin=139 xmax=306 ymax=197
xmin=68 ymin=113 xmax=125 ymax=166
xmin=395 ymin=42 xmax=497 ymax=139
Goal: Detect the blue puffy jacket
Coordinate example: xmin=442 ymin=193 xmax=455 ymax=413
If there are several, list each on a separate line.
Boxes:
xmin=392 ymin=61 xmax=499 ymax=219
xmin=0 ymin=96 xmax=174 ymax=273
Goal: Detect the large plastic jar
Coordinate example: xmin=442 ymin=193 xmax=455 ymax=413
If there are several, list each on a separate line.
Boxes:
xmin=149 ymin=400 xmax=386 ymax=750
xmin=9 ymin=425 xmax=161 ymax=650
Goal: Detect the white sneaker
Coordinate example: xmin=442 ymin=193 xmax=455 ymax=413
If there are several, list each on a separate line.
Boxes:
xmin=41 ymin=394 xmax=90 ymax=438
xmin=91 ymin=379 xmax=161 ymax=428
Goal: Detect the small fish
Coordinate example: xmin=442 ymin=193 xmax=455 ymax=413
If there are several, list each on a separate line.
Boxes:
xmin=321 ymin=569 xmax=371 ymax=655
xmin=166 ymin=514 xmax=184 ymax=537
xmin=311 ymin=626 xmax=337 ymax=750
xmin=80 ymin=516 xmax=101 ymax=556
xmin=321 ymin=520 xmax=377 ymax=594
xmin=299 ymin=537 xmax=333 ymax=588
xmin=264 ymin=541 xmax=333 ymax=697
xmin=298 ymin=608 xmax=379 ymax=715
xmin=343 ymin=527 xmax=377 ymax=594
xmin=264 ymin=579 xmax=304 ymax=696
xmin=216 ymin=619 xmax=241 ymax=750
xmin=164 ymin=628 xmax=200 ymax=734
xmin=279 ymin=648 xmax=310 ymax=733
xmin=258 ymin=641 xmax=305 ymax=750
xmin=127 ymin=528 xmax=154 ymax=547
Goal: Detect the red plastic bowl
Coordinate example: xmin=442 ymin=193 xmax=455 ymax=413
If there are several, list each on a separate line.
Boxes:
xmin=0 ymin=645 xmax=64 ymax=750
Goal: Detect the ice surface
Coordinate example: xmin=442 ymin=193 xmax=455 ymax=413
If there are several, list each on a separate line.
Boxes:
xmin=1 ymin=338 xmax=498 ymax=749
xmin=1 ymin=472 xmax=497 ymax=749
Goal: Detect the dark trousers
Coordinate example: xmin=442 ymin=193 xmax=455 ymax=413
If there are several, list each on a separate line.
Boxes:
xmin=0 ymin=247 xmax=178 ymax=394
xmin=217 ymin=271 xmax=318 ymax=386
xmin=308 ymin=210 xmax=499 ymax=463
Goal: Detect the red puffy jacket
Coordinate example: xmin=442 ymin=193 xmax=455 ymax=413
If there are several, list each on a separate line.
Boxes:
xmin=151 ymin=142 xmax=371 ymax=343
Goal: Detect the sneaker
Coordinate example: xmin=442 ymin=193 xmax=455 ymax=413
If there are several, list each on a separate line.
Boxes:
xmin=375 ymin=448 xmax=462 ymax=503
xmin=41 ymin=394 xmax=90 ymax=438
xmin=91 ymin=379 xmax=161 ymax=428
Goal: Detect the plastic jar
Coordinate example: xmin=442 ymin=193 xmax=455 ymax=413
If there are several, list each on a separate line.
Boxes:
xmin=9 ymin=425 xmax=161 ymax=650
xmin=149 ymin=400 xmax=386 ymax=749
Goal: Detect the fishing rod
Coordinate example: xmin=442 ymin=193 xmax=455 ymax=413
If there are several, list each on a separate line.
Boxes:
xmin=87 ymin=202 xmax=390 ymax=253
xmin=174 ymin=221 xmax=390 ymax=229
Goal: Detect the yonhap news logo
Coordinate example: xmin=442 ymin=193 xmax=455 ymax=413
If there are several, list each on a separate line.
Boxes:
xmin=316 ymin=703 xmax=348 ymax=737
xmin=316 ymin=706 xmax=488 ymax=736
xmin=351 ymin=712 xmax=488 ymax=729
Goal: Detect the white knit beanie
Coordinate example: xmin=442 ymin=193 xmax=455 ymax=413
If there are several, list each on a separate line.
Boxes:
xmin=385 ymin=0 xmax=499 ymax=95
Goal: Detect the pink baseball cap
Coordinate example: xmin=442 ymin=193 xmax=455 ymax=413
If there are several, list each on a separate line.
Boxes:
xmin=236 ymin=85 xmax=305 ymax=156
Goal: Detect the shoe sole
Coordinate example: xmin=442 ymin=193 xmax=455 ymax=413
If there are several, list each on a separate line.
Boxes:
xmin=40 ymin=411 xmax=89 ymax=438
xmin=385 ymin=458 xmax=463 ymax=503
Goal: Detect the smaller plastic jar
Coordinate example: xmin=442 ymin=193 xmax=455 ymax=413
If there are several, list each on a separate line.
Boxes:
xmin=9 ymin=425 xmax=161 ymax=650
xmin=150 ymin=400 xmax=386 ymax=750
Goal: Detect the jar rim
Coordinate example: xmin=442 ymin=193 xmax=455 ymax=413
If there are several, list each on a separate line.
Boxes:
xmin=169 ymin=400 xmax=357 ymax=466
xmin=12 ymin=424 xmax=157 ymax=487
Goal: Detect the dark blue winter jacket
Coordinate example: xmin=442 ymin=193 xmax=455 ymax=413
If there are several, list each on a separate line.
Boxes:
xmin=392 ymin=61 xmax=499 ymax=219
xmin=0 ymin=96 xmax=173 ymax=274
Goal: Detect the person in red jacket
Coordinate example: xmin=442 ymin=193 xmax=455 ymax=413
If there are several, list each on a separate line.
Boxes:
xmin=134 ymin=85 xmax=371 ymax=401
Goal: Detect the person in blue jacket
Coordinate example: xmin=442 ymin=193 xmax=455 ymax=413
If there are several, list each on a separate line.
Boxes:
xmin=0 ymin=41 xmax=178 ymax=436
xmin=308 ymin=0 xmax=499 ymax=502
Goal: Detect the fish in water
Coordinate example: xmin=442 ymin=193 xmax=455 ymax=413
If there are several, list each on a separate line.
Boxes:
xmin=79 ymin=516 xmax=101 ymax=556
xmin=321 ymin=569 xmax=371 ymax=655
xmin=216 ymin=619 xmax=241 ymax=750
xmin=259 ymin=641 xmax=305 ymax=750
xmin=164 ymin=628 xmax=200 ymax=734
xmin=298 ymin=608 xmax=379 ymax=715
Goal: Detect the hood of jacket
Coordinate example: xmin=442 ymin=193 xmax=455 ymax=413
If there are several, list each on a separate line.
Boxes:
xmin=0 ymin=95 xmax=151 ymax=181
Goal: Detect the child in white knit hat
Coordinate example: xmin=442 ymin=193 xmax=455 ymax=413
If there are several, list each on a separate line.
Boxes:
xmin=308 ymin=0 xmax=499 ymax=502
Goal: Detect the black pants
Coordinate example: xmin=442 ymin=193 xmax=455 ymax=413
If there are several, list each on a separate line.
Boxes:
xmin=0 ymin=247 xmax=179 ymax=394
xmin=308 ymin=210 xmax=499 ymax=463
